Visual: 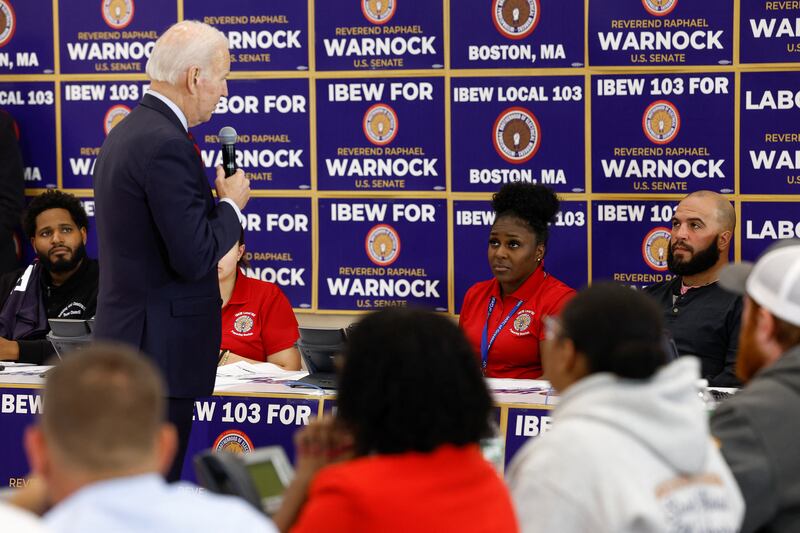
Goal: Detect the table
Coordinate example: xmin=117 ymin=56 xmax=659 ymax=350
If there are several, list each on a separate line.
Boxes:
xmin=0 ymin=367 xmax=556 ymax=487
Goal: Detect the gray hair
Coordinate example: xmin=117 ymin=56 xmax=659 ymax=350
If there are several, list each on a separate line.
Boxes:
xmin=146 ymin=20 xmax=228 ymax=85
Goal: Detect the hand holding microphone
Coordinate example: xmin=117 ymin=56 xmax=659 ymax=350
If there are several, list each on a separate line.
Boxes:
xmin=215 ymin=126 xmax=250 ymax=211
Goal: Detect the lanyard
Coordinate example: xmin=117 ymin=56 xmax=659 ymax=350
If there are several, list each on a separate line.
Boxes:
xmin=480 ymin=296 xmax=523 ymax=374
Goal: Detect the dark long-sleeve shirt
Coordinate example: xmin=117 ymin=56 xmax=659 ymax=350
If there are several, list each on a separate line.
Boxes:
xmin=644 ymin=276 xmax=742 ymax=387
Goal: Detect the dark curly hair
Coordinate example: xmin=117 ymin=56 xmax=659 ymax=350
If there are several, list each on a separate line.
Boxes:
xmin=491 ymin=182 xmax=559 ymax=246
xmin=559 ymin=283 xmax=667 ymax=380
xmin=23 ymin=190 xmax=89 ymax=239
xmin=336 ymin=309 xmax=493 ymax=456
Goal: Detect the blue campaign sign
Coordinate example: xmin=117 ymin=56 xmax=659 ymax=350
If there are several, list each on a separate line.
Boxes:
xmin=741 ymin=71 xmax=800 ymax=194
xmin=59 ymin=0 xmax=176 ymax=74
xmin=316 ymin=77 xmax=445 ymax=191
xmin=450 ymin=0 xmax=584 ymax=69
xmin=318 ymin=199 xmax=448 ymax=311
xmin=589 ymin=0 xmax=733 ymax=66
xmin=61 ymin=82 xmax=148 ymax=189
xmin=741 ymin=2 xmax=800 ymax=63
xmin=240 ymin=197 xmax=312 ymax=310
xmin=504 ymin=406 xmax=553 ymax=467
xmin=0 ymin=0 xmax=54 ymax=74
xmin=0 ymin=82 xmax=56 ymax=189
xmin=592 ymin=200 xmax=679 ymax=289
xmin=180 ymin=395 xmax=319 ymax=482
xmin=193 ymin=79 xmax=311 ymax=191
xmin=453 ymin=200 xmax=588 ymax=314
xmin=185 ymin=0 xmax=308 ymax=71
xmin=451 ymin=76 xmax=584 ymax=193
xmin=315 ymin=0 xmax=443 ymax=71
xmin=592 ymin=73 xmax=734 ymax=195
xmin=742 ymin=202 xmax=800 ymax=260
xmin=0 ymin=388 xmax=41 ymax=484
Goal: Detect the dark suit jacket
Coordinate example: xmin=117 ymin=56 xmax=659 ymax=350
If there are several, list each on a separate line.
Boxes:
xmin=93 ymin=93 xmax=241 ymax=398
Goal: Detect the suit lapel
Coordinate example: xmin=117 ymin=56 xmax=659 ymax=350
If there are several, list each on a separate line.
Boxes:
xmin=139 ymin=93 xmax=215 ymax=209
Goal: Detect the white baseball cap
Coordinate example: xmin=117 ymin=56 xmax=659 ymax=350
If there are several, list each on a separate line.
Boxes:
xmin=719 ymin=239 xmax=800 ymax=327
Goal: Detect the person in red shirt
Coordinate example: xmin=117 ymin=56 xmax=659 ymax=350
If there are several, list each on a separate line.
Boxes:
xmin=217 ymin=232 xmax=300 ymax=369
xmin=459 ymin=183 xmax=575 ymax=379
xmin=273 ymin=309 xmax=518 ymax=533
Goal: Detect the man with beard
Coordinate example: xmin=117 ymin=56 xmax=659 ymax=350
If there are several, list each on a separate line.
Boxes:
xmin=644 ymin=191 xmax=741 ymax=387
xmin=0 ymin=190 xmax=98 ymax=364
xmin=711 ymin=239 xmax=800 ymax=533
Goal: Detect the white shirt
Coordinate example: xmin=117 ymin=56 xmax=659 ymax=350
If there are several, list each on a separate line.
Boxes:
xmin=44 ymin=473 xmax=277 ymax=533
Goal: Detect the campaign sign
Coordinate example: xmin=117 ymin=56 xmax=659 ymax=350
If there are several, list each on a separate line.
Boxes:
xmin=453 ymin=200 xmax=588 ymax=314
xmin=185 ymin=0 xmax=308 ymax=71
xmin=741 ymin=202 xmax=800 ymax=260
xmin=451 ymin=76 xmax=584 ymax=193
xmin=59 ymin=0 xmax=176 ymax=74
xmin=194 ymin=79 xmax=310 ymax=190
xmin=315 ymin=0 xmax=444 ymax=71
xmin=592 ymin=73 xmax=734 ymax=195
xmin=741 ymin=71 xmax=800 ymax=194
xmin=0 ymin=388 xmax=39 ymax=485
xmin=504 ymin=406 xmax=552 ymax=467
xmin=0 ymin=0 xmax=54 ymax=74
xmin=240 ymin=197 xmax=312 ymax=309
xmin=180 ymin=395 xmax=318 ymax=482
xmin=0 ymin=82 xmax=56 ymax=189
xmin=741 ymin=1 xmax=800 ymax=63
xmin=318 ymin=199 xmax=447 ymax=311
xmin=316 ymin=77 xmax=445 ymax=191
xmin=588 ymin=0 xmax=733 ymax=66
xmin=450 ymin=0 xmax=583 ymax=69
xmin=593 ymin=200 xmax=678 ymax=289
xmin=61 ymin=81 xmax=148 ymax=189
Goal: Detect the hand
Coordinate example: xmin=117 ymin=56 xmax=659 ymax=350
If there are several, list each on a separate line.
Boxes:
xmin=215 ymin=166 xmax=250 ymax=211
xmin=293 ymin=416 xmax=355 ymax=479
xmin=0 ymin=337 xmax=20 ymax=360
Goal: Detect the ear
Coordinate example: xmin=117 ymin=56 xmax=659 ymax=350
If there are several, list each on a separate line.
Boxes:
xmin=535 ymin=242 xmax=545 ymax=262
xmin=80 ymin=227 xmax=87 ymax=245
xmin=30 ymin=237 xmax=36 ymax=254
xmin=237 ymin=244 xmax=245 ymax=261
xmin=718 ymin=230 xmax=732 ymax=251
xmin=186 ymin=66 xmax=200 ymax=94
xmin=24 ymin=426 xmax=49 ymax=478
xmin=156 ymin=424 xmax=178 ymax=476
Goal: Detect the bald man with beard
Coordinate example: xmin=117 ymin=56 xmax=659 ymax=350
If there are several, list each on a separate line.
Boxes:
xmin=644 ymin=191 xmax=742 ymax=387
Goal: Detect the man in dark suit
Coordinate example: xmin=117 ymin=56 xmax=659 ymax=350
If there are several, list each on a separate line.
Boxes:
xmin=92 ymin=20 xmax=250 ymax=481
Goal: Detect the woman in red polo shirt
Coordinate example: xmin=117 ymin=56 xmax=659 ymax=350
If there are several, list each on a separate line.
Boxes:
xmin=217 ymin=233 xmax=301 ymax=370
xmin=459 ymin=183 xmax=575 ymax=379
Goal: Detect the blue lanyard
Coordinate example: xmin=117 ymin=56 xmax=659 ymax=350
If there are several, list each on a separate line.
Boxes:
xmin=480 ymin=296 xmax=523 ymax=374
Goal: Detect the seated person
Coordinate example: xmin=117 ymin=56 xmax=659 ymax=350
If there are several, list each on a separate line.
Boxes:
xmin=218 ymin=231 xmax=300 ymax=370
xmin=0 ymin=190 xmax=98 ymax=364
xmin=19 ymin=343 xmax=278 ymax=532
xmin=644 ymin=191 xmax=741 ymax=387
xmin=273 ymin=309 xmax=518 ymax=533
xmin=506 ymin=283 xmax=743 ymax=533
xmin=459 ymin=183 xmax=574 ymax=379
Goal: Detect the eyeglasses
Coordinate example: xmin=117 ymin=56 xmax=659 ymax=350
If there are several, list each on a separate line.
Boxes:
xmin=542 ymin=315 xmax=563 ymax=341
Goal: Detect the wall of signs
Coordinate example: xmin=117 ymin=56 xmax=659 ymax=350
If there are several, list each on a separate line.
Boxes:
xmin=1 ymin=0 xmax=798 ymax=315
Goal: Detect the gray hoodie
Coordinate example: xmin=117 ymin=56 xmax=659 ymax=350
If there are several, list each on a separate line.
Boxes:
xmin=506 ymin=357 xmax=744 ymax=533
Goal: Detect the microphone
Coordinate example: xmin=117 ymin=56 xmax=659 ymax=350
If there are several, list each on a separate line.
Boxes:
xmin=218 ymin=126 xmax=238 ymax=177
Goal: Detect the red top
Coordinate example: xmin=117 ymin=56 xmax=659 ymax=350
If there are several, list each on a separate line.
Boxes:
xmin=291 ymin=444 xmax=518 ymax=533
xmin=220 ymin=273 xmax=299 ymax=362
xmin=459 ymin=265 xmax=575 ymax=379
